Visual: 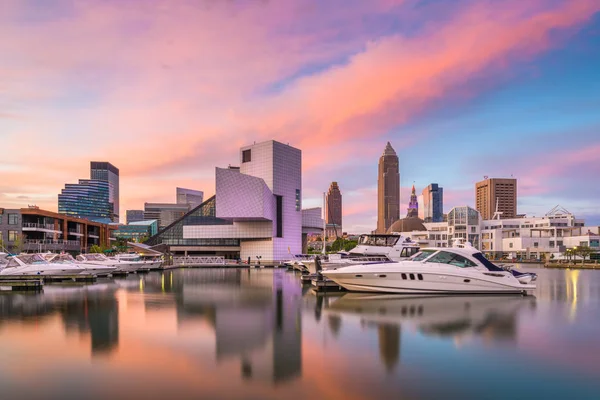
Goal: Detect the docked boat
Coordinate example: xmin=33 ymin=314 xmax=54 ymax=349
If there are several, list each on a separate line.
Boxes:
xmin=43 ymin=253 xmax=116 ymax=276
xmin=111 ymin=253 xmax=162 ymax=271
xmin=302 ymin=234 xmax=420 ymax=275
xmin=321 ymin=242 xmax=537 ymax=295
xmin=76 ymin=253 xmax=140 ymax=273
xmin=0 ymin=253 xmax=86 ymax=276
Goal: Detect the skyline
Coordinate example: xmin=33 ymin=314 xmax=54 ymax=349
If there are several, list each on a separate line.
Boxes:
xmin=1 ymin=0 xmax=600 ymax=232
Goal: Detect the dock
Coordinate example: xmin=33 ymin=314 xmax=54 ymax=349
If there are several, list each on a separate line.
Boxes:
xmin=0 ymin=274 xmax=96 ymax=283
xmin=0 ymin=279 xmax=43 ymax=291
xmin=310 ymin=277 xmax=346 ymax=293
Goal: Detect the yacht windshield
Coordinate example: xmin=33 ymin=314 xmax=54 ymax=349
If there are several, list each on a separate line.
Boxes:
xmin=84 ymin=254 xmax=106 ymax=261
xmin=411 ymin=250 xmax=437 ymax=261
xmin=358 ymin=235 xmax=399 ymax=247
xmin=471 ymin=252 xmax=504 ymax=271
xmin=426 ymin=251 xmax=477 ymax=268
xmin=17 ymin=254 xmax=48 ymax=265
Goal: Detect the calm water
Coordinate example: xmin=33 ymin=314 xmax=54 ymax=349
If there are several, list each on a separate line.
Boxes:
xmin=1 ymin=265 xmax=599 ymax=400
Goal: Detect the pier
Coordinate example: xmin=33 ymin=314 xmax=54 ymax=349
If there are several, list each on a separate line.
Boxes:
xmin=0 ymin=279 xmax=43 ymax=291
xmin=0 ymin=274 xmax=97 ymax=283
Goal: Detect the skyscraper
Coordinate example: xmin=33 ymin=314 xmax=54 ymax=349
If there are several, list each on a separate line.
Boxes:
xmin=406 ymin=184 xmax=419 ymax=218
xmin=90 ymin=162 xmax=120 ymax=222
xmin=377 ymin=142 xmax=400 ymax=233
xmin=325 ymin=182 xmax=342 ymax=233
xmin=475 ymin=178 xmax=517 ymax=220
xmin=126 ymin=210 xmax=144 ymax=224
xmin=422 ymin=183 xmax=444 ymax=223
xmin=176 ymin=187 xmax=204 ymax=209
xmin=58 ymin=179 xmax=114 ymax=223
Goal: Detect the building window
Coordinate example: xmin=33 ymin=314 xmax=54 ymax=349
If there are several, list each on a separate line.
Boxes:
xmin=550 ymin=241 xmax=555 ymax=247
xmin=580 ymin=241 xmax=588 ymax=247
xmin=8 ymin=230 xmax=18 ymax=242
xmin=470 ymin=227 xmax=476 ymax=233
xmin=295 ymin=189 xmax=301 ymax=211
xmin=8 ymin=214 xmax=18 ymax=225
xmin=557 ymin=241 xmax=563 ymax=247
xmin=242 ymin=149 xmax=251 ymax=163
xmin=509 ymin=243 xmax=513 ymax=248
xmin=534 ymin=242 xmax=538 ymax=248
xmin=275 ymin=195 xmax=283 ymax=238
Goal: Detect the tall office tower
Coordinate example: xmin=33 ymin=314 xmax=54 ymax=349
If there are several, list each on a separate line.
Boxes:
xmin=475 ymin=177 xmax=517 ymax=220
xmin=176 ymin=187 xmax=204 ymax=209
xmin=422 ymin=183 xmax=444 ymax=223
xmin=143 ymin=203 xmax=190 ymax=230
xmin=377 ymin=142 xmax=400 ymax=233
xmin=126 ymin=210 xmax=144 ymax=224
xmin=90 ymin=162 xmax=120 ymax=222
xmin=58 ymin=179 xmax=114 ymax=223
xmin=325 ymin=182 xmax=342 ymax=231
xmin=406 ymin=184 xmax=419 ymax=218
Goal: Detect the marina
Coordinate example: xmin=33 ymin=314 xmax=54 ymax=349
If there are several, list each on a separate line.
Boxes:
xmin=0 ymin=265 xmax=599 ymax=399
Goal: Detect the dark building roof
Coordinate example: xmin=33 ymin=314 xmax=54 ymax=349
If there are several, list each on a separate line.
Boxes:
xmin=386 ymin=216 xmax=426 ymax=233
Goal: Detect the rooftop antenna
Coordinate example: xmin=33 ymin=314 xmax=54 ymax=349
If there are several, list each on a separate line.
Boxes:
xmin=493 ymin=197 xmax=503 ymax=220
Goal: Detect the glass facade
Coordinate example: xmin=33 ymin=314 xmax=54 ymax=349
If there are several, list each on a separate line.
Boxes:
xmin=90 ymin=162 xmax=119 ymax=222
xmin=58 ymin=179 xmax=114 ymax=223
xmin=146 ymin=196 xmax=238 ymax=247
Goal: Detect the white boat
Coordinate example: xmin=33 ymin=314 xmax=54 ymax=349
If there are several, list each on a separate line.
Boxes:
xmin=76 ymin=253 xmax=140 ymax=273
xmin=302 ymin=234 xmax=420 ymax=275
xmin=43 ymin=253 xmax=116 ymax=276
xmin=0 ymin=253 xmax=86 ymax=276
xmin=321 ymin=242 xmax=537 ymax=295
xmin=111 ymin=253 xmax=162 ymax=271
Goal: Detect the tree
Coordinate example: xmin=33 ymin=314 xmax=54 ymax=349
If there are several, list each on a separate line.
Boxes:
xmin=12 ymin=234 xmax=23 ymax=254
xmin=578 ymin=246 xmax=593 ymax=264
xmin=90 ymin=244 xmax=102 ymax=253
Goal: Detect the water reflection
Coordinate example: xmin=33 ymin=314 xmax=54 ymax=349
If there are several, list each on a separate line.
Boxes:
xmin=0 ymin=268 xmax=600 ymax=399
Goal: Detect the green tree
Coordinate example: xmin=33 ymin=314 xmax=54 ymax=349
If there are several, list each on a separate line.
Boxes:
xmin=90 ymin=244 xmax=102 ymax=253
xmin=578 ymin=246 xmax=593 ymax=264
xmin=12 ymin=234 xmax=23 ymax=254
xmin=343 ymin=240 xmax=358 ymax=252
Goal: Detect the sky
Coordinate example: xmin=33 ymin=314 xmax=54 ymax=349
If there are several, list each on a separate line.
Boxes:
xmin=1 ymin=0 xmax=599 ymax=232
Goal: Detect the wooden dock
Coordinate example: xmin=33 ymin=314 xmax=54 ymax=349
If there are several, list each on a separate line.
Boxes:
xmin=0 ymin=279 xmax=43 ymax=291
xmin=310 ymin=277 xmax=346 ymax=293
xmin=0 ymin=274 xmax=96 ymax=283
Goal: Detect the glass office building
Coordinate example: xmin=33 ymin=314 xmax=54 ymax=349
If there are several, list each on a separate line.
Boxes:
xmin=58 ymin=179 xmax=114 ymax=223
xmin=91 ymin=162 xmax=120 ymax=222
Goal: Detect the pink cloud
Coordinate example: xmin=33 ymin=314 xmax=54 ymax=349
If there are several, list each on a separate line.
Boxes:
xmin=0 ymin=0 xmax=598 ymax=227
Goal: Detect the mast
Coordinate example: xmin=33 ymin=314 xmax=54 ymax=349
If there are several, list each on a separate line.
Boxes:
xmin=322 ymin=191 xmax=326 ymax=255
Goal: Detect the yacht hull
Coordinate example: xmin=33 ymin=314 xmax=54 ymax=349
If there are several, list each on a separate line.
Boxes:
xmin=322 ymin=270 xmax=535 ymax=295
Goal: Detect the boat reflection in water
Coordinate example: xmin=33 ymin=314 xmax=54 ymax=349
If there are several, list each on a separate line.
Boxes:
xmin=325 ymin=294 xmax=534 ymax=371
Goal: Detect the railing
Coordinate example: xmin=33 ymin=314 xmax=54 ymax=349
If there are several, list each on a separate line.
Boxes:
xmin=24 ymin=239 xmax=81 ymax=246
xmin=172 ymin=256 xmax=227 ymax=266
xmin=22 ymin=223 xmax=57 ymax=231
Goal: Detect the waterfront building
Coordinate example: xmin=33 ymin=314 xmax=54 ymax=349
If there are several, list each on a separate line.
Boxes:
xmin=400 ymin=205 xmax=599 ymax=261
xmin=144 ymin=203 xmax=190 ymax=230
xmin=475 ymin=177 xmax=517 ymax=220
xmin=407 ymin=185 xmax=419 ymax=218
xmin=176 ymin=187 xmax=204 ymax=209
xmin=126 ymin=210 xmax=144 ymax=224
xmin=0 ymin=206 xmax=112 ymax=253
xmin=112 ymin=219 xmax=158 ymax=242
xmin=302 ymin=207 xmax=325 ymax=253
xmin=58 ymin=179 xmax=115 ymax=223
xmin=377 ymin=142 xmax=400 ymax=233
xmin=325 ymin=182 xmax=342 ymax=237
xmin=422 ymin=183 xmax=444 ymax=223
xmin=90 ymin=162 xmax=120 ymax=222
xmin=147 ymin=140 xmax=310 ymax=261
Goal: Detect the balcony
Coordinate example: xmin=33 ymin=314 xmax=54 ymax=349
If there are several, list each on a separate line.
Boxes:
xmin=22 ymin=222 xmax=61 ymax=233
xmin=23 ymin=239 xmax=81 ymax=252
xmin=68 ymin=229 xmax=84 ymax=237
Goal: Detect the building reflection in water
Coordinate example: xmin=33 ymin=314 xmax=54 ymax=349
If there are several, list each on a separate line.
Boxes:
xmin=0 ymin=283 xmax=120 ymax=356
xmin=327 ymin=294 xmax=530 ymax=371
xmin=146 ymin=268 xmax=303 ymax=385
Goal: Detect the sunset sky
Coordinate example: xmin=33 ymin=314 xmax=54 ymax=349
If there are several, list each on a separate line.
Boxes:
xmin=1 ymin=0 xmax=599 ymax=231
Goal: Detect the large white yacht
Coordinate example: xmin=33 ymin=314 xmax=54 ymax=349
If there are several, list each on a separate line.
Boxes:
xmin=0 ymin=253 xmax=86 ymax=276
xmin=301 ymin=234 xmax=420 ymax=274
xmin=321 ymin=242 xmax=537 ymax=295
xmin=43 ymin=253 xmax=116 ymax=276
xmin=76 ymin=253 xmax=141 ymax=273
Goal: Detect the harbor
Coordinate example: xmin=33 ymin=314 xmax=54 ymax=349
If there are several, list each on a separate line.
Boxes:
xmin=0 ymin=266 xmax=598 ymax=399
